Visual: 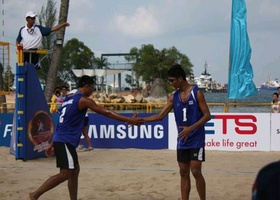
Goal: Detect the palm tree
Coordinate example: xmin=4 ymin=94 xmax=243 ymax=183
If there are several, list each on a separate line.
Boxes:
xmin=37 ymin=0 xmax=57 ymax=83
xmin=44 ymin=0 xmax=70 ymax=102
xmin=94 ymin=56 xmax=109 ymax=69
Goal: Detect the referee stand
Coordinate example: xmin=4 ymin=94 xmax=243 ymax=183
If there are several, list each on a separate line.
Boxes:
xmin=10 ymin=44 xmax=55 ymax=161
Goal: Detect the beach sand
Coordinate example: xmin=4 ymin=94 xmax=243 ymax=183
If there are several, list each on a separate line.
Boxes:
xmin=0 ymin=147 xmax=279 ymax=200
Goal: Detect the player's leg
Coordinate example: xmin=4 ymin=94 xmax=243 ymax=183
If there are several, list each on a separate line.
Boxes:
xmin=177 ymin=149 xmax=192 ymax=200
xmin=190 ymin=160 xmax=205 ymax=200
xmin=178 ymin=161 xmax=191 ymax=200
xmin=68 ymin=164 xmax=80 ymax=200
xmin=82 ymin=116 xmax=93 ymax=150
xmin=28 ymin=168 xmax=72 ymax=200
xmin=190 ymin=148 xmax=206 ymax=200
xmin=29 ymin=142 xmax=79 ymax=199
xmin=62 ymin=142 xmax=80 ymax=199
xmin=82 ymin=125 xmax=93 ymax=150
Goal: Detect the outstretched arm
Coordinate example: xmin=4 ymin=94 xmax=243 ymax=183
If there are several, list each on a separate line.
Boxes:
xmin=79 ymin=97 xmax=144 ymax=126
xmin=51 ymin=22 xmax=70 ymax=32
xmin=142 ymin=94 xmax=174 ymax=122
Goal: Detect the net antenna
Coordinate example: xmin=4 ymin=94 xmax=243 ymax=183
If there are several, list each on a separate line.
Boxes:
xmin=1 ymin=0 xmax=4 ymax=38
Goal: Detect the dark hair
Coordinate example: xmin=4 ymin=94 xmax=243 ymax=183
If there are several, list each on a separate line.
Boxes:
xmin=273 ymin=92 xmax=279 ymax=97
xmin=77 ymin=75 xmax=94 ymax=88
xmin=53 ymin=86 xmax=60 ymax=92
xmin=252 ymin=161 xmax=280 ymax=200
xmin=167 ymin=64 xmax=186 ymax=81
xmin=61 ymin=85 xmax=68 ymax=90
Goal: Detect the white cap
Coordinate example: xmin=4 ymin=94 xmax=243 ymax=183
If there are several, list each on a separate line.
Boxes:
xmin=25 ymin=11 xmax=37 ymax=18
xmin=69 ymin=89 xmax=77 ymax=95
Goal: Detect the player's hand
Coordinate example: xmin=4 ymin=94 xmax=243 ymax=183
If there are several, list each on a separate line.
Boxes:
xmin=131 ymin=113 xmax=139 ymax=118
xmin=178 ymin=126 xmax=191 ymax=142
xmin=45 ymin=145 xmax=54 ymax=157
xmin=128 ymin=114 xmax=145 ymax=126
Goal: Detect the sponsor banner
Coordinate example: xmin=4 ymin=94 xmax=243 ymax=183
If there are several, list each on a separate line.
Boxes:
xmin=270 ymin=114 xmax=280 ymax=151
xmin=0 ymin=114 xmax=13 ymax=147
xmin=168 ymin=113 xmax=271 ymax=151
xmin=205 ymin=113 xmax=270 ymax=151
xmin=0 ymin=113 xmax=276 ymax=152
xmin=85 ymin=113 xmax=168 ymax=149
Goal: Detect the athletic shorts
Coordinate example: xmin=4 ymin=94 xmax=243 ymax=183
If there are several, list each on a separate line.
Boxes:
xmin=177 ymin=147 xmax=205 ymax=162
xmin=83 ymin=116 xmax=89 ymax=127
xmin=53 ymin=142 xmax=79 ymax=169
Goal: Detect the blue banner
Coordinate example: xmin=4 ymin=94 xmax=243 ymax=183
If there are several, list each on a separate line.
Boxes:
xmin=85 ymin=113 xmax=168 ymax=149
xmin=0 ymin=114 xmax=13 ymax=147
xmin=2 ymin=113 xmax=168 ymax=150
xmin=228 ymin=0 xmax=258 ymax=99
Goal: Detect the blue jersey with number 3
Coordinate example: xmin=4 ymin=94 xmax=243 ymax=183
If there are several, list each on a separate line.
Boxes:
xmin=53 ymin=93 xmax=87 ymax=147
xmin=173 ymin=86 xmax=205 ymax=149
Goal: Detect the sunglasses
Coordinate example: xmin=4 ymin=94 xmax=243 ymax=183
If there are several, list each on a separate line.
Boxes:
xmin=27 ymin=17 xmax=36 ymax=20
xmin=168 ymin=78 xmax=177 ymax=83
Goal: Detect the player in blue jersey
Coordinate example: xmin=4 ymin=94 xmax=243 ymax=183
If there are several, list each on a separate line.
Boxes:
xmin=142 ymin=64 xmax=211 ymax=200
xmin=16 ymin=11 xmax=70 ymax=69
xmin=28 ymin=75 xmax=144 ymax=200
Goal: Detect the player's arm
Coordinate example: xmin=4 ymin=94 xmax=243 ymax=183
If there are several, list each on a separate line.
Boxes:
xmin=142 ymin=94 xmax=174 ymax=122
xmin=51 ymin=22 xmax=70 ymax=32
xmin=16 ymin=30 xmax=22 ymax=45
xmin=79 ymin=97 xmax=144 ymax=125
xmin=197 ymin=90 xmax=211 ymax=123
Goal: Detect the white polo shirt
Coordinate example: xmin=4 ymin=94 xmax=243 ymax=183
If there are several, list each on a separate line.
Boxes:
xmin=16 ymin=25 xmax=52 ymax=49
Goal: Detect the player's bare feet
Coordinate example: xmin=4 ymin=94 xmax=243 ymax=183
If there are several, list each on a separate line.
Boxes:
xmin=28 ymin=193 xmax=37 ymax=200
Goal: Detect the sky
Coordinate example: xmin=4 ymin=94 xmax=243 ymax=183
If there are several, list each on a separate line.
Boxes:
xmin=1 ymin=0 xmax=280 ymax=87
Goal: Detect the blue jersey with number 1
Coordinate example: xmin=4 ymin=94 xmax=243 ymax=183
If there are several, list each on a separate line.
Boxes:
xmin=173 ymin=86 xmax=205 ymax=149
xmin=53 ymin=93 xmax=87 ymax=147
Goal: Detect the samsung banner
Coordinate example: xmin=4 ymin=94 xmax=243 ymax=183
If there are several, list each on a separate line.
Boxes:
xmin=85 ymin=113 xmax=168 ymax=149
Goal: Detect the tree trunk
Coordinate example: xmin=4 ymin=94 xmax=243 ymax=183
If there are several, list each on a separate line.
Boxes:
xmin=44 ymin=0 xmax=70 ymax=102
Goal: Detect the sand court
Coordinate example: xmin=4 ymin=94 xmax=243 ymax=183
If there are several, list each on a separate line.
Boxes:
xmin=0 ymin=147 xmax=278 ymax=200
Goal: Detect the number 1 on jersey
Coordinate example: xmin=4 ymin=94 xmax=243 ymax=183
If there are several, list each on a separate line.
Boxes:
xmin=182 ymin=107 xmax=187 ymax=122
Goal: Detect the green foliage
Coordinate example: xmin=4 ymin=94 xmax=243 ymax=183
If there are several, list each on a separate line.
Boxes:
xmin=3 ymin=66 xmax=15 ymax=90
xmin=58 ymin=38 xmax=95 ymax=85
xmin=125 ymin=74 xmax=139 ymax=88
xmin=125 ymin=44 xmax=193 ymax=83
xmin=94 ymin=56 xmax=109 ymax=69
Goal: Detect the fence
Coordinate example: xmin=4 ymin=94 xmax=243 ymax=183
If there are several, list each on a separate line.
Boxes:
xmin=0 ymin=102 xmax=273 ymax=113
